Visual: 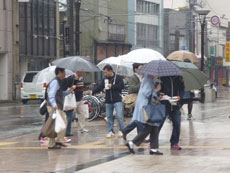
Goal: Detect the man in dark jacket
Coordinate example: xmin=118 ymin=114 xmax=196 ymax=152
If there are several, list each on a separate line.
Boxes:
xmin=92 ymin=65 xmax=125 ymax=138
xmin=160 ymin=76 xmax=185 ymax=150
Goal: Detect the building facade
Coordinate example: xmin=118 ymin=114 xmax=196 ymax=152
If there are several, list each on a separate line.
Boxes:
xmin=194 ymin=0 xmax=229 ymax=86
xmin=128 ymin=0 xmax=164 ymax=53
xmin=19 ymin=0 xmax=58 ymax=78
xmin=78 ymin=0 xmax=132 ymax=81
xmin=163 ymin=8 xmax=190 ymax=57
xmin=0 ymin=0 xmax=14 ymax=100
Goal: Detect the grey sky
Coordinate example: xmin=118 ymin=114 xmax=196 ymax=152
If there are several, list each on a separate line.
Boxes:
xmin=164 ymin=0 xmax=187 ymax=9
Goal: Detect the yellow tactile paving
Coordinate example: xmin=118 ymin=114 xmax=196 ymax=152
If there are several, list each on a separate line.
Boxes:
xmin=1 ymin=136 xmax=230 ymax=150
xmin=0 ymin=142 xmax=18 ymax=146
xmin=1 ymin=143 xmax=230 ymax=150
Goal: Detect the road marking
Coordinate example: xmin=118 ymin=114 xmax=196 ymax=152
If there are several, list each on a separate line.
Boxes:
xmin=1 ymin=145 xmax=230 ymax=150
xmin=0 ymin=142 xmax=17 ymax=146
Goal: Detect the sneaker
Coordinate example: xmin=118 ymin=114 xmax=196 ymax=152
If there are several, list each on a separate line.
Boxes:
xmin=150 ymin=149 xmax=163 ymax=155
xmin=118 ymin=131 xmax=123 ymax=137
xmin=187 ymin=114 xmax=192 ymax=120
xmin=64 ymin=137 xmax=71 ymax=143
xmin=80 ymin=128 xmax=89 ymax=133
xmin=171 ymin=144 xmax=182 ymax=150
xmin=106 ymin=131 xmax=115 ymax=138
xmin=40 ymin=137 xmax=48 ymax=143
xmin=126 ymin=141 xmax=135 ymax=154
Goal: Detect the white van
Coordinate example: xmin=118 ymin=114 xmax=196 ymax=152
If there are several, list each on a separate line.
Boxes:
xmin=20 ymin=71 xmax=47 ymax=104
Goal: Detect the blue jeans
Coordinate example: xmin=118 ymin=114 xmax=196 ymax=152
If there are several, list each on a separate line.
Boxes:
xmin=65 ymin=110 xmax=74 ymax=136
xmin=122 ymin=120 xmax=143 ymax=135
xmin=160 ymin=107 xmax=181 ymax=146
xmin=105 ymin=102 xmax=124 ymax=133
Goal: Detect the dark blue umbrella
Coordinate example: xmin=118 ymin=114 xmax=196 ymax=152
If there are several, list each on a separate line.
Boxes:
xmin=139 ymin=60 xmax=182 ymax=77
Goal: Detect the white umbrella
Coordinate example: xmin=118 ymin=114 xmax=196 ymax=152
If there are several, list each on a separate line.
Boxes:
xmin=123 ymin=48 xmax=166 ymax=64
xmin=33 ymin=66 xmax=74 ymax=84
xmin=97 ymin=55 xmax=133 ymax=76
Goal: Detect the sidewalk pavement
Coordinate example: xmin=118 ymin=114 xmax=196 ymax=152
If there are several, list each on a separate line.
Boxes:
xmin=0 ymin=87 xmax=230 ymax=172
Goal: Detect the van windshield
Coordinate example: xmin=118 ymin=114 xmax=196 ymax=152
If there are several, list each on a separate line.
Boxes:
xmin=23 ymin=72 xmax=38 ymax=82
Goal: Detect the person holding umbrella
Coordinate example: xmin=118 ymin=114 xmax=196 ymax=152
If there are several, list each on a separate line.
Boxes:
xmin=178 ymin=59 xmax=195 ymax=120
xmin=121 ymin=63 xmax=144 ymax=140
xmin=46 ymin=67 xmax=76 ymax=149
xmin=132 ymin=60 xmax=184 ymax=150
xmin=160 ymin=76 xmax=185 ymax=150
xmin=126 ymin=75 xmax=164 ymax=155
xmin=92 ymin=65 xmax=125 ymax=138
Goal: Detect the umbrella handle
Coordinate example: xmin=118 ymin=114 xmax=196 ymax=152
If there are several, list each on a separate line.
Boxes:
xmin=113 ymin=61 xmax=119 ymax=85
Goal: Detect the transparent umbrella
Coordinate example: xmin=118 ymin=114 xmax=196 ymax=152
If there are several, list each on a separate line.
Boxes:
xmin=122 ymin=48 xmax=166 ymax=64
xmin=52 ymin=56 xmax=99 ymax=72
xmin=97 ymin=55 xmax=133 ymax=76
xmin=33 ymin=66 xmax=74 ymax=84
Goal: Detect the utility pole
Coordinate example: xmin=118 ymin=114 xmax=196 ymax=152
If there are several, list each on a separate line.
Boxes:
xmin=75 ymin=0 xmax=81 ymax=55
xmin=175 ymin=28 xmax=180 ymax=51
xmin=56 ymin=0 xmax=60 ymax=59
xmin=189 ymin=0 xmax=195 ymax=53
xmin=12 ymin=0 xmax=20 ymax=100
xmin=68 ymin=0 xmax=74 ymax=56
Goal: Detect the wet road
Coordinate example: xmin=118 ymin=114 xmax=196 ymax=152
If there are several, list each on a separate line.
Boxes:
xmin=0 ymin=88 xmax=230 ymax=172
xmin=0 ymin=101 xmax=43 ymax=139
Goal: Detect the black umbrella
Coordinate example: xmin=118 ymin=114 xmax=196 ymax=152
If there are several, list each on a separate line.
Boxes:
xmin=52 ymin=56 xmax=99 ymax=72
xmin=139 ymin=60 xmax=182 ymax=77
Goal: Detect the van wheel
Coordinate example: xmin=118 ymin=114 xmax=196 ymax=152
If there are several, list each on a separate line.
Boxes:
xmin=22 ymin=99 xmax=28 ymax=104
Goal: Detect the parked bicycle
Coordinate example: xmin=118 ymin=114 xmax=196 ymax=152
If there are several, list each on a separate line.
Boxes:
xmin=83 ymin=84 xmax=133 ymax=122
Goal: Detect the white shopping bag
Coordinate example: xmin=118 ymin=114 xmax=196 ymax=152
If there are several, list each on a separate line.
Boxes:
xmin=63 ymin=93 xmax=77 ymax=111
xmin=82 ymin=104 xmax=89 ymax=119
xmin=53 ymin=111 xmax=66 ymax=133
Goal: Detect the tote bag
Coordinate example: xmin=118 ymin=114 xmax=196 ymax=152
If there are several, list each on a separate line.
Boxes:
xmin=143 ymin=104 xmax=166 ymax=124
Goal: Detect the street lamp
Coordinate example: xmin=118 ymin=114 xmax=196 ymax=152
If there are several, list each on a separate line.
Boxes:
xmin=196 ymin=9 xmax=210 ymax=71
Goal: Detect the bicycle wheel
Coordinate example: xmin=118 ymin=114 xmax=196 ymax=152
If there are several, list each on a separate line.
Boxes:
xmin=95 ymin=96 xmax=106 ymax=118
xmin=83 ymin=95 xmax=101 ymax=122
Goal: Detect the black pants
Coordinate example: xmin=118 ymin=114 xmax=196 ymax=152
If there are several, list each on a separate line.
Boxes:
xmin=180 ymin=99 xmax=193 ymax=115
xmin=132 ymin=124 xmax=159 ymax=149
xmin=122 ymin=120 xmax=144 ymax=135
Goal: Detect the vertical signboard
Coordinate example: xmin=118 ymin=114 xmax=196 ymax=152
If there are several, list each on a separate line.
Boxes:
xmin=225 ymin=42 xmax=230 ymax=62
